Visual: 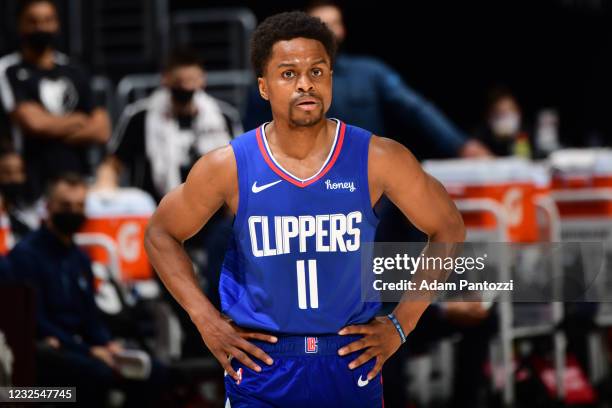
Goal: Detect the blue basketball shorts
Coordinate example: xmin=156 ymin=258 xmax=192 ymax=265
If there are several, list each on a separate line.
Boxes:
xmin=224 ymin=334 xmax=384 ymax=407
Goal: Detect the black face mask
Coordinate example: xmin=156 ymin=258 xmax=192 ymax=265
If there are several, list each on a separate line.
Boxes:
xmin=51 ymin=211 xmax=86 ymax=236
xmin=176 ymin=114 xmax=194 ymax=129
xmin=170 ymin=87 xmax=195 ymax=105
xmin=0 ymin=182 xmax=25 ymax=205
xmin=22 ymin=31 xmax=57 ymax=53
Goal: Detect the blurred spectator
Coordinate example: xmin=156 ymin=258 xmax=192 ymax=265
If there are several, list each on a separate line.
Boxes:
xmin=473 ymin=86 xmax=534 ymax=158
xmin=0 ymin=147 xmax=40 ymax=243
xmin=107 ymin=49 xmax=236 ymax=353
xmin=244 ymin=0 xmax=491 ymax=159
xmin=8 ymin=173 xmax=166 ymax=407
xmin=108 ymin=49 xmax=238 ymax=202
xmin=0 ymin=0 xmax=110 ymax=201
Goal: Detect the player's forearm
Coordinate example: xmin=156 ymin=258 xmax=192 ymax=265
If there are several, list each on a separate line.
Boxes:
xmin=144 ymin=224 xmax=221 ymax=323
xmin=392 ymin=213 xmax=465 ymax=334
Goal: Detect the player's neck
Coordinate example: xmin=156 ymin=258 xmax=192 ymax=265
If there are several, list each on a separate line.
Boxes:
xmin=266 ymin=119 xmax=334 ymax=161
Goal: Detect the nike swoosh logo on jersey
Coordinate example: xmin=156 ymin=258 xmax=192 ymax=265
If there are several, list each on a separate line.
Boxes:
xmin=357 ymin=375 xmax=369 ymax=387
xmin=252 ymin=180 xmax=282 ymax=193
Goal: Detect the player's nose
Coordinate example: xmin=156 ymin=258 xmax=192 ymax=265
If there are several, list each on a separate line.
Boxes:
xmin=296 ymin=73 xmax=314 ymax=93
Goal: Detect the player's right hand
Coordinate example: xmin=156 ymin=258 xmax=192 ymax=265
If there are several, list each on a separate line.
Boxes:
xmin=194 ymin=314 xmax=277 ymax=381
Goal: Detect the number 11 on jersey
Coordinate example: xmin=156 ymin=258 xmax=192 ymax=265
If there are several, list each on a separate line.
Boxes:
xmin=296 ymin=260 xmax=318 ymax=309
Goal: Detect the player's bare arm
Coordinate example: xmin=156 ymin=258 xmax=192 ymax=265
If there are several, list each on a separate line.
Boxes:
xmin=338 ymin=135 xmax=466 ymax=380
xmin=144 ymin=146 xmax=277 ymax=381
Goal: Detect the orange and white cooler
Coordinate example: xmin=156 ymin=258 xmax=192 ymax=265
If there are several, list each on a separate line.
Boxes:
xmin=549 ymin=149 xmax=612 ymax=220
xmin=424 ymin=158 xmax=538 ymax=242
xmin=83 ymin=188 xmax=157 ymax=282
xmin=0 ymin=211 xmax=14 ymax=255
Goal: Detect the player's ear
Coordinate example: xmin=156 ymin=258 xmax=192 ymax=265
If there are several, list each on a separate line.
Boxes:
xmin=257 ymin=77 xmax=269 ymax=101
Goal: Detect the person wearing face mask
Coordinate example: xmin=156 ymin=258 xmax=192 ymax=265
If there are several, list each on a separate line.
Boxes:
xmin=0 ymin=0 xmax=111 ymax=202
xmin=108 ymin=48 xmax=238 ymax=202
xmin=7 ymin=173 xmax=169 ymax=407
xmin=474 ymin=87 xmax=534 ymax=158
xmin=6 ymin=173 xmax=112 ymax=405
xmin=107 ymin=49 xmax=238 ymax=351
xmin=0 ymin=147 xmax=41 ymax=244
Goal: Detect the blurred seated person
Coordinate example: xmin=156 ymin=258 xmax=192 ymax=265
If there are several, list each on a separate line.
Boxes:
xmin=384 ymin=301 xmax=496 ymax=408
xmin=107 ymin=49 xmax=236 ymax=347
xmin=0 ymin=147 xmax=41 ymax=244
xmin=108 ymin=49 xmax=238 ymax=202
xmin=243 ymin=0 xmax=491 ymax=159
xmin=0 ymin=0 xmax=110 ymax=201
xmin=7 ymin=173 xmax=166 ymax=407
xmin=473 ymin=87 xmax=534 ymax=159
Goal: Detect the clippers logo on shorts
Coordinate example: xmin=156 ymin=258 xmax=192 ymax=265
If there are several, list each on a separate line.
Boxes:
xmin=305 ymin=337 xmax=318 ymax=353
xmin=236 ymin=367 xmax=243 ymax=384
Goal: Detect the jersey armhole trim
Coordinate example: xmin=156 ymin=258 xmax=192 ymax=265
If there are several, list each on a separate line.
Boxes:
xmin=361 ymin=133 xmax=380 ymax=227
xmin=230 ymin=141 xmax=249 ymax=233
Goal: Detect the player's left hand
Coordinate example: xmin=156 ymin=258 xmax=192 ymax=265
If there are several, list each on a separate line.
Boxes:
xmin=337 ymin=316 xmax=404 ymax=380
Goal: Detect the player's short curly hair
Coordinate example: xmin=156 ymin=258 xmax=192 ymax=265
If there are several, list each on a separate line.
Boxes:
xmin=250 ymin=11 xmax=336 ymax=78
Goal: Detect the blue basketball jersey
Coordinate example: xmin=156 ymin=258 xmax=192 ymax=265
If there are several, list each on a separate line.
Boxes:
xmin=220 ymin=119 xmax=380 ymax=334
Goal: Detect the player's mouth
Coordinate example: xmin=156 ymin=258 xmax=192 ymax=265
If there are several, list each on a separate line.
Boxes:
xmin=294 ymin=97 xmax=320 ymax=111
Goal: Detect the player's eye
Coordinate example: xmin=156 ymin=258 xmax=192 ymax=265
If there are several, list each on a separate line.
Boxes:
xmin=282 ymin=71 xmax=296 ymax=79
xmin=312 ymin=68 xmax=323 ymax=77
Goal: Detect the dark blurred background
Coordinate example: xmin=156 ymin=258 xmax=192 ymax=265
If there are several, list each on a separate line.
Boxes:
xmin=2 ymin=0 xmax=609 ymax=148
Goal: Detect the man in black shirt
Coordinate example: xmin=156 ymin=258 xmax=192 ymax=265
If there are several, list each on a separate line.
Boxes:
xmin=0 ymin=0 xmax=110 ymax=200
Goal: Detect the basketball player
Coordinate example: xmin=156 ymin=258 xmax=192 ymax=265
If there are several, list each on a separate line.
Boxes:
xmin=145 ymin=11 xmax=465 ymax=407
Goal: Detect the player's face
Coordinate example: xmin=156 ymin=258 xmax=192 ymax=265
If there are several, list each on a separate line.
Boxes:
xmin=258 ymin=38 xmax=332 ymax=128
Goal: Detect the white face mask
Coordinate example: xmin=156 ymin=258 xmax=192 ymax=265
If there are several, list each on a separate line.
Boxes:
xmin=490 ymin=113 xmax=521 ymax=138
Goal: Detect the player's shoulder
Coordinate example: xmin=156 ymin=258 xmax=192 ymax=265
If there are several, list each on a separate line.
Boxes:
xmin=368 ymin=134 xmax=417 ymax=165
xmin=198 ymin=144 xmax=236 ymax=169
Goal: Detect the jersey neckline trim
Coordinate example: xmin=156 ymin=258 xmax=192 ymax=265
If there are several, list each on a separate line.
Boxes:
xmin=256 ymin=119 xmax=346 ymax=188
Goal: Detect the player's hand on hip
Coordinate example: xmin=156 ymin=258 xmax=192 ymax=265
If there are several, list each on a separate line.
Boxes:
xmin=195 ymin=314 xmax=277 ymax=381
xmin=337 ymin=316 xmax=404 ymax=380
xmin=225 ymin=318 xmax=278 ymax=344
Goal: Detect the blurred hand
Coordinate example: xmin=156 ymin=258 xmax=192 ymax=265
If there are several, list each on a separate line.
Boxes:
xmin=458 ymin=139 xmax=494 ymax=158
xmin=443 ymin=301 xmax=490 ymax=326
xmin=192 ymin=314 xmax=277 ymax=382
xmin=90 ymin=345 xmax=116 ymax=368
xmin=44 ymin=336 xmax=60 ymax=349
xmin=337 ymin=316 xmax=403 ymax=380
xmin=106 ymin=341 xmax=124 ymax=355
